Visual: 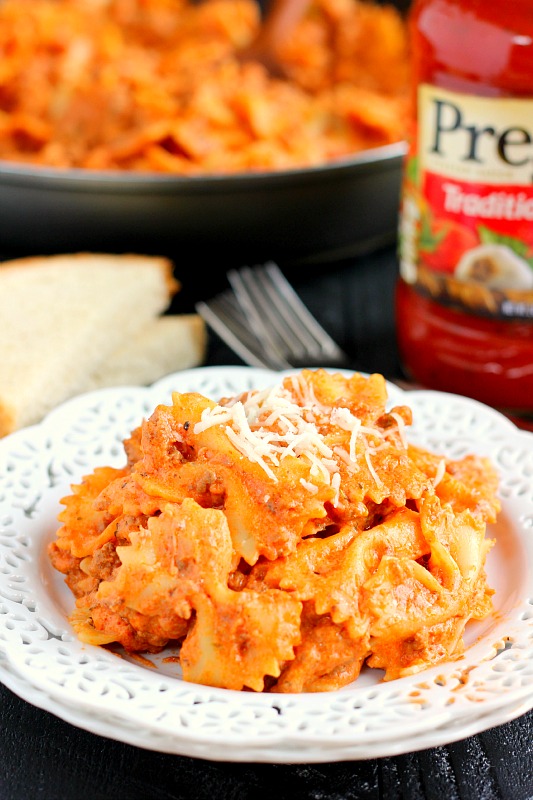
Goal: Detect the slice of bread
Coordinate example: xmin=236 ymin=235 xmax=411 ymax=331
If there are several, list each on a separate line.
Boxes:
xmin=84 ymin=314 xmax=207 ymax=391
xmin=0 ymin=252 xmax=179 ymax=437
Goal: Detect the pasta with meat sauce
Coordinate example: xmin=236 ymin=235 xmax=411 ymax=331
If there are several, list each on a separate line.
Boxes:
xmin=48 ymin=370 xmax=500 ymax=693
xmin=0 ymin=0 xmax=409 ymax=174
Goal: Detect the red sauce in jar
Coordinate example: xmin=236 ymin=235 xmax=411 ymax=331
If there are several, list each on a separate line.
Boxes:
xmin=395 ymin=0 xmax=533 ymax=421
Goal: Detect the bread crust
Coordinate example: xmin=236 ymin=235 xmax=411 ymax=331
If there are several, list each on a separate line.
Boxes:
xmin=0 ymin=251 xmax=180 ymax=295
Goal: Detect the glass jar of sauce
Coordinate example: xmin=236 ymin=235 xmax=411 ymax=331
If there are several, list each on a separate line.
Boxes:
xmin=395 ymin=0 xmax=533 ymax=423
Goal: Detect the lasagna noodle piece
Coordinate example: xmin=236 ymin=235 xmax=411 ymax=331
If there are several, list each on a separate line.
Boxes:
xmin=48 ymin=369 xmax=500 ymax=693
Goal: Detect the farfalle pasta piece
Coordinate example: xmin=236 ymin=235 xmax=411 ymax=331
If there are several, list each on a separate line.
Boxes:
xmin=251 ymin=506 xmax=429 ymax=633
xmin=51 ymin=466 xmax=129 ymax=559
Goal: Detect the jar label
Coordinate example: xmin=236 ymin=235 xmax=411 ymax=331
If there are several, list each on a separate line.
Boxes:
xmin=399 ymin=84 xmax=533 ymax=319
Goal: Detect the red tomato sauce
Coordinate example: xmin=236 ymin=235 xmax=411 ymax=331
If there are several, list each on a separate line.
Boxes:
xmin=396 ymin=0 xmax=533 ymax=422
xmin=396 ymin=280 xmax=533 ymax=413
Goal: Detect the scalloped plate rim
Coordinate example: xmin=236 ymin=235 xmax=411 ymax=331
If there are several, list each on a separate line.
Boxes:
xmin=0 ymin=365 xmax=532 ymax=762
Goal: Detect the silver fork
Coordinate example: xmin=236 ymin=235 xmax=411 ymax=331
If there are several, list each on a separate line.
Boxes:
xmin=195 ymin=262 xmax=351 ymax=371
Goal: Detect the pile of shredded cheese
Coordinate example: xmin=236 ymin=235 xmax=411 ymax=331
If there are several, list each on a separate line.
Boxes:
xmin=195 ymin=375 xmax=408 ymax=502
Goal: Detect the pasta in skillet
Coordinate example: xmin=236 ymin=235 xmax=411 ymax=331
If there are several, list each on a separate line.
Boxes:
xmin=0 ymin=0 xmax=409 ymax=174
xmin=48 ymin=369 xmax=500 ymax=692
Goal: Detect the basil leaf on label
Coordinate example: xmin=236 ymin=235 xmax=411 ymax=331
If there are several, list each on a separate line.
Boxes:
xmin=478 ymin=225 xmax=533 ymax=268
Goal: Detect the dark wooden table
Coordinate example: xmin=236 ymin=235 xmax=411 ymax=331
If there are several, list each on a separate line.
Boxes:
xmin=1 ymin=244 xmax=532 ymax=800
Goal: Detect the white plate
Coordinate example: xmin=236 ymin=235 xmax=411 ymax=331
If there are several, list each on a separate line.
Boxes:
xmin=1 ymin=365 xmax=532 ymax=763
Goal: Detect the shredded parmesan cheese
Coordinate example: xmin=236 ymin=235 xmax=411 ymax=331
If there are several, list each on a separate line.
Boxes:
xmin=433 ymin=459 xmax=446 ymax=488
xmin=364 ymin=449 xmax=383 ymax=488
xmin=193 ymin=377 xmax=407 ymax=496
xmin=194 ymin=383 xmax=339 ymax=488
xmin=331 ymin=471 xmax=341 ymax=506
xmin=390 ymin=411 xmax=408 ymax=450
xmin=300 ymin=479 xmax=319 ymax=494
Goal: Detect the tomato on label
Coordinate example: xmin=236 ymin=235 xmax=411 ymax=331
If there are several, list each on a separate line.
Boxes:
xmin=419 ymin=217 xmax=479 ymax=272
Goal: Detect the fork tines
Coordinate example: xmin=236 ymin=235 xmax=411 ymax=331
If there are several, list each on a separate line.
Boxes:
xmin=196 ymin=262 xmax=351 ymax=371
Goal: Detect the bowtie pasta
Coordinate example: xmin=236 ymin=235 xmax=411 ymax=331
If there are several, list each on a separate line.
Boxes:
xmin=48 ymin=369 xmax=500 ymax=692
